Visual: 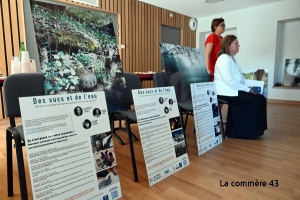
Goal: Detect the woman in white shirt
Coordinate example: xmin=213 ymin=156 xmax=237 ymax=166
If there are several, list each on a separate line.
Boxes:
xmin=214 ymin=35 xmax=267 ymax=139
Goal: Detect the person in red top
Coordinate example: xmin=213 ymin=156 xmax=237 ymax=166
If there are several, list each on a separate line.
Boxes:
xmin=205 ymin=18 xmax=226 ymax=81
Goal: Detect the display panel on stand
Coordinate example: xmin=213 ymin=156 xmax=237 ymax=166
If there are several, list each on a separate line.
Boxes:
xmin=132 ymin=86 xmax=190 ymax=186
xmin=19 ymin=92 xmax=122 ymax=199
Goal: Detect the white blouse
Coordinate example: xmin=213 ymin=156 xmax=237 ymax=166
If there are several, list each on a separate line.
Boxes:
xmin=214 ymin=54 xmax=250 ymax=96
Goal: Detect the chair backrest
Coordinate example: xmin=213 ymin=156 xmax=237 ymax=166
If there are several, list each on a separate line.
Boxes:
xmin=123 ymin=72 xmax=142 ymax=105
xmin=4 ymin=73 xmax=45 ymax=124
xmin=153 ymin=72 xmax=169 ymax=87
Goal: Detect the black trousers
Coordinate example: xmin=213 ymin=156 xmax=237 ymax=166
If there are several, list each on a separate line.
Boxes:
xmin=218 ymin=91 xmax=267 ymax=139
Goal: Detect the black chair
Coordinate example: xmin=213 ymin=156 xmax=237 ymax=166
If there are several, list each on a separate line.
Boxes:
xmin=109 ymin=72 xmax=142 ymax=182
xmin=153 ymin=72 xmax=193 ymax=132
xmin=153 ymin=71 xmax=168 ymax=88
xmin=4 ymin=73 xmax=45 ymax=200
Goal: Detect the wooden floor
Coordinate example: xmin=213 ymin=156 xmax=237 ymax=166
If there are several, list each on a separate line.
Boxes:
xmin=0 ymin=103 xmax=300 ymax=200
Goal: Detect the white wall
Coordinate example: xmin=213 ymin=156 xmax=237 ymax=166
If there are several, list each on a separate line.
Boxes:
xmin=196 ymin=0 xmax=300 ymax=101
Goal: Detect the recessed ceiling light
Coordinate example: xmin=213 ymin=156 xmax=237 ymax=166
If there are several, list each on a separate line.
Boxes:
xmin=205 ymin=0 xmax=224 ymax=3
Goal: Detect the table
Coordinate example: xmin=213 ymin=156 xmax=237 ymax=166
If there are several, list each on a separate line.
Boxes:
xmin=136 ymin=73 xmax=154 ymax=82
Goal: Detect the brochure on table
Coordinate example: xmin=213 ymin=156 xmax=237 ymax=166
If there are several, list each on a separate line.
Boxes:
xmin=132 ymin=86 xmax=189 ymax=186
xmin=191 ymin=82 xmax=222 ymax=155
xmin=19 ymin=92 xmax=122 ymax=200
xmin=244 ymin=80 xmax=264 ymax=95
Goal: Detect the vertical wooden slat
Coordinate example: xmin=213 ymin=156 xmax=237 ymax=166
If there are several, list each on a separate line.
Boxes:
xmin=124 ymin=0 xmax=129 ymax=72
xmin=2 ymin=0 xmax=13 ymax=76
xmin=135 ymin=1 xmax=139 ymax=73
xmin=157 ymin=7 xmax=161 ymax=71
xmin=131 ymin=0 xmax=135 ymax=72
xmin=106 ymin=0 xmax=110 ymax=11
xmin=117 ymin=0 xmax=121 ymax=13
xmin=0 ymin=4 xmax=6 ymax=77
xmin=113 ymin=0 xmax=118 ymax=13
xmin=145 ymin=4 xmax=149 ymax=72
xmin=17 ymin=0 xmax=25 ymax=45
xmin=154 ymin=6 xmax=157 ymax=72
xmin=141 ymin=3 xmax=145 ymax=72
xmin=117 ymin=0 xmax=122 ymax=60
xmin=101 ymin=0 xmax=106 ymax=10
xmin=10 ymin=0 xmax=20 ymax=59
xmin=120 ymin=0 xmax=125 ymax=67
xmin=109 ymin=0 xmax=114 ymax=12
xmin=137 ymin=2 xmax=142 ymax=72
xmin=150 ymin=5 xmax=153 ymax=73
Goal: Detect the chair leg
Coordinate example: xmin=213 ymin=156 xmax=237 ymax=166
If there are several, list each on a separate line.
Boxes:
xmin=184 ymin=111 xmax=189 ymax=132
xmin=114 ymin=120 xmax=139 ymax=142
xmin=180 ymin=109 xmax=185 ymax=131
xmin=109 ymin=114 xmax=138 ymax=182
xmin=6 ymin=130 xmax=13 ymax=197
xmin=124 ymin=122 xmax=139 ymax=141
xmin=110 ymin=120 xmax=125 ymax=145
xmin=179 ymin=114 xmax=188 ymax=154
xmin=125 ymin=120 xmax=138 ymax=182
xmin=12 ymin=131 xmax=28 ymax=200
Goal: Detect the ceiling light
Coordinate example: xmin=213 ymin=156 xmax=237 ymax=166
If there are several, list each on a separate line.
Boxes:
xmin=205 ymin=0 xmax=224 ymax=3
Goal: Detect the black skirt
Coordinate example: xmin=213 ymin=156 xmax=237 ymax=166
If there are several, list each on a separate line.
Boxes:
xmin=218 ymin=91 xmax=267 ymax=139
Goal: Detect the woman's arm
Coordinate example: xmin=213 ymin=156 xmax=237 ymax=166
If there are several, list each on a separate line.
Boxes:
xmin=205 ymin=43 xmax=213 ymax=75
xmin=217 ymin=55 xmax=250 ymax=92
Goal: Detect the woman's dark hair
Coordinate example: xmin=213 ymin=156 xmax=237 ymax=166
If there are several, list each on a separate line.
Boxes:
xmin=218 ymin=35 xmax=237 ymax=56
xmin=211 ymin=18 xmax=224 ymax=32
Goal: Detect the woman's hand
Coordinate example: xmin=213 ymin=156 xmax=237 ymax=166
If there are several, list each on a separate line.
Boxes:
xmin=249 ymin=87 xmax=257 ymax=94
xmin=207 ymin=69 xmax=212 ymax=75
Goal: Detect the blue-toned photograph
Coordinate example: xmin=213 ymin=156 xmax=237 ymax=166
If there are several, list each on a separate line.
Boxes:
xmin=159 ymin=43 xmax=210 ymax=103
xmin=171 ymin=129 xmax=185 ymax=144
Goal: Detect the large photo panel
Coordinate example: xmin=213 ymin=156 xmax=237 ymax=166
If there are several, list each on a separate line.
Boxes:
xmin=30 ymin=0 xmax=129 ymax=112
xmin=159 ymin=43 xmax=211 ymax=103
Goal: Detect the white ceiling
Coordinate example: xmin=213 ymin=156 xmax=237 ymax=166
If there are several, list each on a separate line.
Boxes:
xmin=138 ymin=0 xmax=285 ymax=18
